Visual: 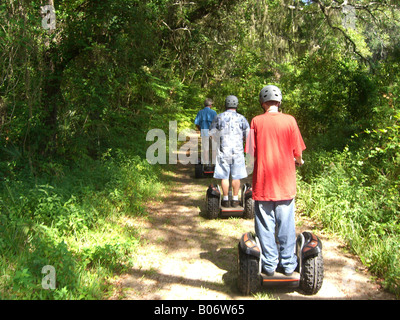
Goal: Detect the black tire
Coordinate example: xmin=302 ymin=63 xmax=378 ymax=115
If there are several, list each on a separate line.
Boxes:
xmin=237 ymin=244 xmax=261 ymax=295
xmin=243 ymin=197 xmax=255 ymax=219
xmin=207 ymin=195 xmax=219 ymax=219
xmin=300 ymin=252 xmax=324 ymax=295
xmin=195 ymin=164 xmax=203 ymax=178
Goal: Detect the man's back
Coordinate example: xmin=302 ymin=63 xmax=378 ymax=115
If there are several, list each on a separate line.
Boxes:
xmin=195 ymin=107 xmax=217 ymax=134
xmin=210 ymin=109 xmax=249 ymax=158
xmin=249 ymin=112 xmax=305 ymax=201
xmin=249 ymin=84 xmax=305 ymax=277
xmin=209 ymin=95 xmax=250 ymax=206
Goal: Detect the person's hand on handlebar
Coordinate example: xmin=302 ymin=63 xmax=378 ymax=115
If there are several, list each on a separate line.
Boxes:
xmin=295 ymin=156 xmax=304 ymax=166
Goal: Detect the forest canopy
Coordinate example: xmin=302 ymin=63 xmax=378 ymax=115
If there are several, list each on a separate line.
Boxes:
xmin=1 ymin=0 xmax=399 ymax=158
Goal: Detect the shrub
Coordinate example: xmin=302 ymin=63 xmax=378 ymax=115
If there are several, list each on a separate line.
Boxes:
xmin=298 ymin=141 xmax=400 ymax=297
xmin=0 ymin=148 xmax=162 ymax=299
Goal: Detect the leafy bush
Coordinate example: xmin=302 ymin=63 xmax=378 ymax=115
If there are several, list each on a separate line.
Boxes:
xmin=0 ymin=148 xmax=163 ymax=299
xmin=298 ymin=120 xmax=400 ymax=296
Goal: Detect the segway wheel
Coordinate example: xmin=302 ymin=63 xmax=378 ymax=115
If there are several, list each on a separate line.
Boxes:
xmin=300 ymin=251 xmax=324 ymax=295
xmin=237 ymin=244 xmax=261 ymax=295
xmin=207 ymin=195 xmax=219 ymax=219
xmin=195 ymin=164 xmax=203 ymax=178
xmin=243 ymin=197 xmax=255 ymax=219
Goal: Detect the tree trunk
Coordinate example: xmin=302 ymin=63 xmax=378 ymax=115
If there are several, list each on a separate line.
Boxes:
xmin=42 ymin=0 xmax=60 ymax=154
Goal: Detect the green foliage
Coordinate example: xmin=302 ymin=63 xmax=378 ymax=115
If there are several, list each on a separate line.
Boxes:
xmin=0 ymin=149 xmax=163 ymax=299
xmin=297 ymin=116 xmax=400 ymax=296
xmin=1 ymin=0 xmax=400 ymax=299
xmin=280 ymin=54 xmax=377 ymax=150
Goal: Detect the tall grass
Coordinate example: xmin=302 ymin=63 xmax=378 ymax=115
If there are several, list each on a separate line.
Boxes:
xmin=297 ymin=147 xmax=400 ymax=297
xmin=0 ymin=148 xmax=163 ymax=299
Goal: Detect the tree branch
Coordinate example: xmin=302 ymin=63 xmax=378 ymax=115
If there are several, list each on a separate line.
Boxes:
xmin=314 ymin=0 xmax=373 ymax=68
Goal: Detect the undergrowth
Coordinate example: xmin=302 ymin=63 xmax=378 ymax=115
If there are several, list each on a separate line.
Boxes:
xmin=297 ymin=123 xmax=400 ymax=297
xmin=0 ymin=148 xmax=163 ymax=299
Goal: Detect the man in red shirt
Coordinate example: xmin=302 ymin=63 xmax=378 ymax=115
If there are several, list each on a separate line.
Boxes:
xmin=246 ymin=85 xmax=305 ymax=276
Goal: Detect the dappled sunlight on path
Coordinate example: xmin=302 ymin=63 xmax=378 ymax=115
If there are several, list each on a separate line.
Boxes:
xmin=115 ymin=143 xmax=395 ymax=300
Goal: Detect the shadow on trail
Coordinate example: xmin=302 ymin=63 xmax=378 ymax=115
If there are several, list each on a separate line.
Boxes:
xmin=122 ymin=157 xmax=394 ymax=300
xmin=121 ymin=160 xmax=247 ymax=298
xmin=127 ymin=161 xmax=294 ymax=298
xmin=125 ymin=267 xmax=233 ymax=300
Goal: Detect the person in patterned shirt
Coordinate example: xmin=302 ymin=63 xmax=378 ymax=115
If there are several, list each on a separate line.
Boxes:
xmin=209 ymin=95 xmax=250 ymax=207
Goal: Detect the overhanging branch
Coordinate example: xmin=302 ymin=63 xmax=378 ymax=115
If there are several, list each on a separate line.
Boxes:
xmin=314 ymin=0 xmax=373 ymax=68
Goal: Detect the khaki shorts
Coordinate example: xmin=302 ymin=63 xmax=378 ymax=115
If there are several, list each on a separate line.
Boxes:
xmin=213 ymin=154 xmax=248 ymax=180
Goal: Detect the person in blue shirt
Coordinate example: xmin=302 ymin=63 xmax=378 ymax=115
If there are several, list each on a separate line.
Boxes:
xmin=209 ymin=95 xmax=250 ymax=207
xmin=195 ymin=98 xmax=217 ymax=165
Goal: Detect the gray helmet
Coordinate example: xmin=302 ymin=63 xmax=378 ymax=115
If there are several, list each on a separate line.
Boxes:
xmin=259 ymin=85 xmax=282 ymax=103
xmin=204 ymin=98 xmax=213 ymax=107
xmin=225 ymin=95 xmax=239 ymax=108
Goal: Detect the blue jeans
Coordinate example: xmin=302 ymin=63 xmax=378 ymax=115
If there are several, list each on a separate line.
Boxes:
xmin=254 ymin=199 xmax=298 ymax=274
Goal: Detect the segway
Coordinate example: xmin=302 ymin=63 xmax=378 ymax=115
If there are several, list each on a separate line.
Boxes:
xmin=195 ymin=158 xmax=215 ymax=179
xmin=206 ymin=183 xmax=254 ymax=219
xmin=195 ymin=136 xmax=215 ymax=178
xmin=237 ymin=231 xmax=324 ymax=295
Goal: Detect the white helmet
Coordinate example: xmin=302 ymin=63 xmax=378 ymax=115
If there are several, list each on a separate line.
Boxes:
xmin=259 ymin=85 xmax=282 ymax=103
xmin=225 ymin=95 xmax=239 ymax=108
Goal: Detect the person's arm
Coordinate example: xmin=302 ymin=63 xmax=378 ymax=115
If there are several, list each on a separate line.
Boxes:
xmin=244 ymin=120 xmax=256 ymax=174
xmin=244 ymin=119 xmax=255 ymax=156
xmin=292 ymin=118 xmax=306 ymax=166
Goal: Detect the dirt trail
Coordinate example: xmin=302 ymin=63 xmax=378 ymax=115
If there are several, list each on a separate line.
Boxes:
xmin=114 ymin=160 xmax=395 ymax=300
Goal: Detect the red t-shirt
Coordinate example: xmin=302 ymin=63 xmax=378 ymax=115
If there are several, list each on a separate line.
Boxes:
xmin=246 ymin=112 xmax=306 ymax=201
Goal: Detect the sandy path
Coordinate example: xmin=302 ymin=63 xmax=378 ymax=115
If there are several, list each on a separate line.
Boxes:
xmin=114 ymin=161 xmax=395 ymax=300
